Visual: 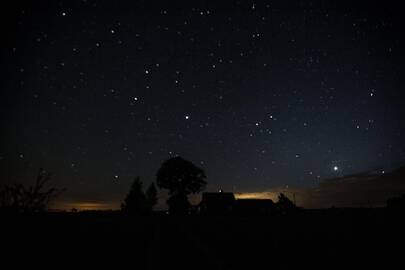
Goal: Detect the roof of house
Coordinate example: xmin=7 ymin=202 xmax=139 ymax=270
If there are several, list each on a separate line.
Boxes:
xmin=201 ymin=192 xmax=235 ymax=204
xmin=235 ymin=199 xmax=275 ymax=206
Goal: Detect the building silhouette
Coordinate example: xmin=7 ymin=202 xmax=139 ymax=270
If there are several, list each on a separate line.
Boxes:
xmin=198 ymin=191 xmax=276 ymax=215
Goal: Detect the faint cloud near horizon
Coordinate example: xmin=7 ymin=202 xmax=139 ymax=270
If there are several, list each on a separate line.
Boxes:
xmin=51 ymin=166 xmax=405 ymax=210
xmin=235 ymin=167 xmax=405 ymax=208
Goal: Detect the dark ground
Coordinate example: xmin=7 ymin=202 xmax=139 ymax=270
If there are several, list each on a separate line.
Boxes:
xmin=2 ymin=209 xmax=404 ymax=269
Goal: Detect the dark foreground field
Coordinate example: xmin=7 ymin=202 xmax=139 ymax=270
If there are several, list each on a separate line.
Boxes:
xmin=2 ymin=209 xmax=404 ymax=269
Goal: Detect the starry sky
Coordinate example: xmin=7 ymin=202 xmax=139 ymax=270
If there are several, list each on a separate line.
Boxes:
xmin=1 ymin=0 xmax=404 ymax=209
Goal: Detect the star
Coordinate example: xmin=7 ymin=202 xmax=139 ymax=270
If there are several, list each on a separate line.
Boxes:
xmin=4 ymin=1 xmax=403 ymax=212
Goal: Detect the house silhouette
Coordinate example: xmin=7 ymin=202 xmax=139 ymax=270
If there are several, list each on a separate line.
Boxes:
xmin=198 ymin=191 xmax=235 ymax=215
xmin=198 ymin=191 xmax=276 ymax=215
xmin=234 ymin=199 xmax=275 ymax=215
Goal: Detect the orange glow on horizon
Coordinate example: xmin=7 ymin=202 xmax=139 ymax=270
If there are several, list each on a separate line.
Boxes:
xmin=53 ymin=201 xmax=119 ymax=211
xmin=234 ymin=192 xmax=279 ymax=201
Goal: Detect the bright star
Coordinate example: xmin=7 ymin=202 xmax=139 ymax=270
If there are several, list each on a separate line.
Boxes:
xmin=333 ymin=166 xmax=339 ymax=171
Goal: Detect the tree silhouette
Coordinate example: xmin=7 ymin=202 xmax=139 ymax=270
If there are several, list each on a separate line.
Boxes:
xmin=145 ymin=182 xmax=158 ymax=211
xmin=276 ymin=193 xmax=297 ymax=214
xmin=0 ymin=168 xmax=62 ymax=213
xmin=121 ymin=177 xmax=147 ymax=215
xmin=156 ymin=156 xmax=207 ymax=214
xmin=166 ymin=193 xmax=190 ymax=215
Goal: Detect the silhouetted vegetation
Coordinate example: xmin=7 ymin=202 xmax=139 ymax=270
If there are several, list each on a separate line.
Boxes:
xmin=156 ymin=156 xmax=207 ymax=214
xmin=166 ymin=193 xmax=191 ymax=215
xmin=121 ymin=177 xmax=147 ymax=215
xmin=276 ymin=192 xmax=298 ymax=214
xmin=121 ymin=177 xmax=158 ymax=215
xmin=0 ymin=168 xmax=61 ymax=213
xmin=145 ymin=182 xmax=158 ymax=212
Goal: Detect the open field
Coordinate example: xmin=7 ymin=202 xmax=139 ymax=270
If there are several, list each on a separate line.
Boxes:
xmin=2 ymin=209 xmax=404 ymax=269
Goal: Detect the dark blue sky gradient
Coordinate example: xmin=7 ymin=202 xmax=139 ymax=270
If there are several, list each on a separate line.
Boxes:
xmin=1 ymin=0 xmax=404 ymax=208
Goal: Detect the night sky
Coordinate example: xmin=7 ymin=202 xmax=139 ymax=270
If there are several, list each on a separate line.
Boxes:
xmin=1 ymin=1 xmax=404 ymax=210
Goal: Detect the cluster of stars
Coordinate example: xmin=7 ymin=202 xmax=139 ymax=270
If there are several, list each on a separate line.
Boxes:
xmin=2 ymin=1 xmax=402 ymax=205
